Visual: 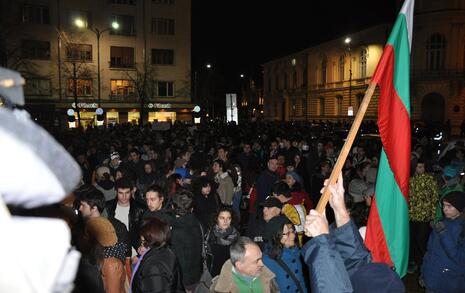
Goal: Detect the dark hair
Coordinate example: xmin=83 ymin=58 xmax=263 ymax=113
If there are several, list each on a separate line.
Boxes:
xmin=145 ymin=184 xmax=164 ymax=199
xmin=78 ymin=185 xmax=106 ymax=213
xmin=140 ymin=217 xmax=170 ymax=248
xmin=217 ymin=145 xmax=229 ymax=153
xmin=272 ymin=181 xmax=291 ymax=198
xmin=213 ymin=159 xmax=225 ymax=170
xmin=129 ymin=148 xmax=140 ymax=155
xmin=266 ymin=222 xmax=288 ymax=260
xmin=115 ymin=177 xmax=134 ymax=191
xmin=211 ymin=206 xmax=235 ymax=228
xmin=356 ymin=161 xmax=371 ymax=172
xmin=193 ymin=176 xmax=214 ymax=196
xmin=164 ymin=173 xmax=182 ymax=196
xmin=172 ymin=189 xmax=194 ymax=216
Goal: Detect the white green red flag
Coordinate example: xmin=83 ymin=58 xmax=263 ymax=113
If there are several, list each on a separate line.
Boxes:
xmin=364 ymin=0 xmax=414 ymax=277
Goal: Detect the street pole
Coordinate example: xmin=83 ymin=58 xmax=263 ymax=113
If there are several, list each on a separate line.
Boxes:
xmin=96 ymin=29 xmax=101 ymax=107
xmin=73 ymin=62 xmax=81 ymax=127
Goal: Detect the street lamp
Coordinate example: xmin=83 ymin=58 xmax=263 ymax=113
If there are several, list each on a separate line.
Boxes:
xmin=344 ymin=36 xmax=353 ymax=116
xmin=75 ymin=18 xmax=119 ymax=107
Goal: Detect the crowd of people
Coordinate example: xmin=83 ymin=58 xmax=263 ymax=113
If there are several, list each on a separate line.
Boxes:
xmin=15 ymin=120 xmax=465 ymax=292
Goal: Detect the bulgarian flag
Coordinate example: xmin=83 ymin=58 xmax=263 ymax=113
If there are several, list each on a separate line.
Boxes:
xmin=364 ymin=0 xmax=414 ymax=277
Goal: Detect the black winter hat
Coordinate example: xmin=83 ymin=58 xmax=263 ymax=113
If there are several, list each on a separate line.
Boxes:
xmin=443 ymin=191 xmax=465 ymax=212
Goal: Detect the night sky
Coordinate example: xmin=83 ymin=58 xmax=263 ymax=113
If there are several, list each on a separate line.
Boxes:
xmin=192 ymin=0 xmax=399 ymax=89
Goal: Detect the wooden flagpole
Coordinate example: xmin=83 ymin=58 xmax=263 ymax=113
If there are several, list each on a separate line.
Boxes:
xmin=316 ymin=82 xmax=377 ymax=214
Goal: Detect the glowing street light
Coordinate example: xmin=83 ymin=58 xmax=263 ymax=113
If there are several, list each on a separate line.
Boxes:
xmin=206 ymin=63 xmax=212 ymax=69
xmin=111 ymin=21 xmax=120 ymax=30
xmin=344 ymin=37 xmax=352 ymax=44
xmin=74 ymin=18 xmax=85 ymax=28
xmin=240 ymin=74 xmax=244 ymax=78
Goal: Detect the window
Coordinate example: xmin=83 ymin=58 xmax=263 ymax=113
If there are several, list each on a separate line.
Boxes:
xmin=275 ymin=75 xmax=279 ymax=90
xmin=110 ymin=0 xmax=136 ymax=4
xmin=152 ymin=0 xmax=174 ymax=4
xmin=66 ymin=10 xmax=91 ymax=28
xmin=283 ymin=73 xmax=288 ymax=89
xmin=426 ymin=34 xmax=446 ymax=71
xmin=67 ymin=79 xmax=93 ymax=97
xmin=155 ymin=81 xmax=174 ymax=97
xmin=110 ymin=46 xmax=134 ymax=68
xmin=292 ymin=70 xmax=297 ymax=88
xmin=152 ymin=18 xmax=175 ymax=35
xmin=337 ymin=96 xmax=343 ymax=115
xmin=319 ymin=97 xmax=325 ymax=116
xmin=21 ymin=4 xmax=49 ymax=24
xmin=24 ymin=78 xmax=50 ymax=96
xmin=359 ymin=49 xmax=367 ymax=78
xmin=111 ymin=15 xmax=136 ymax=36
xmin=67 ymin=44 xmax=92 ymax=62
xmin=356 ymin=93 xmax=364 ymax=110
xmin=110 ymin=79 xmax=135 ymax=96
xmin=339 ymin=55 xmax=345 ymax=81
xmin=21 ymin=40 xmax=50 ymax=60
xmin=321 ymin=56 xmax=327 ymax=84
xmin=152 ymin=49 xmax=174 ymax=65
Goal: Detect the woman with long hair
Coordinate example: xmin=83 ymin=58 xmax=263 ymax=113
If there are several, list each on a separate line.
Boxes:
xmin=192 ymin=176 xmax=221 ymax=229
xmin=262 ymin=216 xmax=307 ymax=293
xmin=206 ymin=207 xmax=240 ymax=277
xmin=131 ymin=217 xmax=184 ymax=293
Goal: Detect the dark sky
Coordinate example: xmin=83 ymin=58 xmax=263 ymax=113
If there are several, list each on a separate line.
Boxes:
xmin=192 ymin=0 xmax=399 ymax=88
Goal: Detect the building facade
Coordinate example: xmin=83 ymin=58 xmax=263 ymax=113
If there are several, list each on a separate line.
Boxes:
xmin=1 ymin=0 xmax=192 ymax=127
xmin=263 ymin=0 xmax=465 ymax=135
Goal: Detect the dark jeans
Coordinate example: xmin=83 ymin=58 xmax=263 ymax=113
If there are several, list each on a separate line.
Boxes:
xmin=409 ymin=220 xmax=431 ymax=266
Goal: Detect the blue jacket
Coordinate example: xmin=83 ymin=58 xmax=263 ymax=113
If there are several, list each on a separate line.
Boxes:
xmin=421 ymin=218 xmax=465 ymax=293
xmin=300 ymin=220 xmax=372 ymax=293
xmin=263 ymin=246 xmax=307 ymax=293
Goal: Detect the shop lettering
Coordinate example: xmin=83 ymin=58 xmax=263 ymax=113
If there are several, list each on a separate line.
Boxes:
xmin=71 ymin=102 xmax=98 ymax=109
xmin=147 ymin=103 xmax=172 ymax=109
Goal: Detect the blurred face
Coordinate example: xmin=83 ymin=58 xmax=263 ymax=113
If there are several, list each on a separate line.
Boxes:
xmin=130 ymin=152 xmax=140 ymax=162
xmin=218 ymin=149 xmax=227 ymax=161
xmin=146 ymin=191 xmax=163 ymax=212
xmin=277 ymin=155 xmax=285 ymax=166
xmin=243 ymin=144 xmax=251 ymax=153
xmin=201 ymin=184 xmax=211 ymax=196
xmin=280 ymin=224 xmax=296 ymax=248
xmin=443 ymin=201 xmax=461 ymax=219
xmin=321 ymin=164 xmax=331 ymax=175
xmin=217 ymin=211 xmax=232 ymax=230
xmin=115 ymin=170 xmax=123 ymax=180
xmin=286 ymin=175 xmax=296 ymax=187
xmin=415 ymin=163 xmax=425 ymax=175
xmin=212 ymin=162 xmax=221 ymax=174
xmin=317 ymin=143 xmax=324 ymax=152
xmin=358 ymin=147 xmax=365 ymax=157
xmin=263 ymin=206 xmax=281 ymax=222
xmin=79 ymin=201 xmax=94 ymax=218
xmin=144 ymin=163 xmax=153 ymax=174
xmin=268 ymin=159 xmax=278 ymax=172
xmin=361 ymin=164 xmax=370 ymax=177
xmin=235 ymin=244 xmax=264 ymax=277
xmin=271 ymin=141 xmax=278 ymax=150
xmin=117 ymin=187 xmax=131 ymax=206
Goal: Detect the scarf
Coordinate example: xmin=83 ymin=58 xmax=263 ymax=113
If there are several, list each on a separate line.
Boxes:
xmin=212 ymin=225 xmax=240 ymax=246
xmin=103 ymin=242 xmax=127 ymax=262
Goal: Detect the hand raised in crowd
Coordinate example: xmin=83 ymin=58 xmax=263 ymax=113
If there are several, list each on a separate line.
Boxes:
xmin=321 ymin=172 xmax=350 ymax=227
xmin=304 ymin=209 xmax=329 ymax=238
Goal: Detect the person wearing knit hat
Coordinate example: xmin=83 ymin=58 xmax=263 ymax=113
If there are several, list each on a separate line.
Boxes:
xmin=81 ymin=217 xmax=127 ymax=293
xmin=262 ymin=215 xmax=308 ymax=293
xmin=421 ymin=190 xmax=465 ymax=292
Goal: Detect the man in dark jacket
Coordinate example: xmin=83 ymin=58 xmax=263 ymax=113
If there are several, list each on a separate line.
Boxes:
xmin=302 ymin=174 xmax=405 ymax=292
xmin=255 ymin=157 xmax=279 ymax=210
xmin=106 ymin=177 xmax=146 ymax=258
xmin=170 ymin=189 xmax=203 ymax=291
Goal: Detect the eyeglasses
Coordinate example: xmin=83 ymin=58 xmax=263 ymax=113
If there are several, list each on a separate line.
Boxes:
xmin=282 ymin=229 xmax=295 ymax=236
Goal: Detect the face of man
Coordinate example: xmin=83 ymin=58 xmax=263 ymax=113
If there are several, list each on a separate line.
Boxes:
xmin=218 ymin=149 xmax=228 ymax=161
xmin=212 ymin=162 xmax=221 ymax=174
xmin=235 ymin=243 xmax=264 ymax=277
xmin=267 ymin=159 xmax=278 ymax=172
xmin=144 ymin=163 xmax=153 ymax=174
xmin=130 ymin=152 xmax=140 ymax=163
xmin=270 ymin=141 xmax=278 ymax=151
xmin=79 ymin=201 xmax=94 ymax=218
xmin=243 ymin=144 xmax=251 ymax=154
xmin=415 ymin=163 xmax=425 ymax=175
xmin=117 ymin=188 xmax=131 ymax=206
xmin=146 ymin=191 xmax=163 ymax=212
xmin=263 ymin=206 xmax=281 ymax=222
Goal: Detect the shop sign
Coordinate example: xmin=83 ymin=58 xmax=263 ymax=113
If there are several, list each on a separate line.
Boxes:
xmin=71 ymin=102 xmax=98 ymax=109
xmin=147 ymin=103 xmax=172 ymax=109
